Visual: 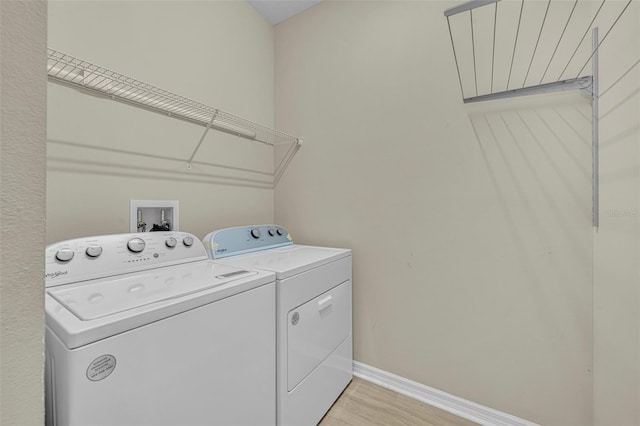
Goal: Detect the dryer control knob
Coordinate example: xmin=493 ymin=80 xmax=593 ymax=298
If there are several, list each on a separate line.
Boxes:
xmin=55 ymin=249 xmax=74 ymax=262
xmin=127 ymin=238 xmax=146 ymax=253
xmin=165 ymin=237 xmax=177 ymax=248
xmin=250 ymin=228 xmax=261 ymax=239
xmin=85 ymin=245 xmax=103 ymax=258
xmin=268 ymin=228 xmax=276 ymax=236
xmin=276 ymin=229 xmax=284 ymax=236
xmin=183 ymin=236 xmax=194 ymax=247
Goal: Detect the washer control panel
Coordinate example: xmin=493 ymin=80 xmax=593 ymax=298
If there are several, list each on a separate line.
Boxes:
xmin=45 ymin=231 xmax=208 ymax=287
xmin=203 ymin=225 xmax=292 ymax=259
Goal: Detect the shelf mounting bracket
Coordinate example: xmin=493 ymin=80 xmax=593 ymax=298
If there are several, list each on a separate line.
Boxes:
xmin=592 ymin=27 xmax=599 ymax=228
xmin=187 ymin=110 xmax=219 ymax=169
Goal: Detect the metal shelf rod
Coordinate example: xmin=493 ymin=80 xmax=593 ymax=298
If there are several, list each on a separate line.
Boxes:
xmin=462 ymin=76 xmax=592 ymax=104
xmin=444 ymin=0 xmax=501 ymax=17
xmin=576 ymin=0 xmax=633 ymax=79
xmin=506 ymin=0 xmax=525 ymax=90
xmin=557 ymin=0 xmax=605 ymax=81
xmin=491 ymin=2 xmax=497 ymax=93
xmin=539 ymin=0 xmax=578 ymax=84
xmin=446 ymin=16 xmax=466 ymax=100
xmin=523 ymin=0 xmax=551 ymax=88
xmin=471 ymin=10 xmax=478 ymax=96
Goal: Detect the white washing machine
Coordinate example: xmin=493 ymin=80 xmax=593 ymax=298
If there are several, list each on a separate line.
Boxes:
xmin=202 ymin=225 xmax=352 ymax=426
xmin=45 ymin=231 xmax=276 ymax=426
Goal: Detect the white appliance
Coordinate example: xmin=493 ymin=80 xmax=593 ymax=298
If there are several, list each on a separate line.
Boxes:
xmin=45 ymin=231 xmax=276 ymax=426
xmin=202 ymin=225 xmax=352 ymax=426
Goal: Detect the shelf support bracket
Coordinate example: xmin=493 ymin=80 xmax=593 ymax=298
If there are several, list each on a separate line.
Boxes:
xmin=462 ymin=77 xmax=592 ymax=104
xmin=592 ymin=27 xmax=599 ymax=228
xmin=187 ymin=110 xmax=219 ymax=169
xmin=274 ymin=138 xmax=304 ymax=187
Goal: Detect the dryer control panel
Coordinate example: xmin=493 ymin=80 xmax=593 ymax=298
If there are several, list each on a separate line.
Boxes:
xmin=203 ymin=225 xmax=292 ymax=259
xmin=45 ymin=232 xmax=208 ymax=287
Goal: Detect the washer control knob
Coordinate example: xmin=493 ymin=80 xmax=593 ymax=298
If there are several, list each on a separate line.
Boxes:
xmin=183 ymin=236 xmax=194 ymax=247
xmin=55 ymin=249 xmax=74 ymax=262
xmin=250 ymin=228 xmax=261 ymax=239
xmin=268 ymin=228 xmax=276 ymax=236
xmin=85 ymin=245 xmax=103 ymax=258
xmin=127 ymin=238 xmax=146 ymax=253
xmin=165 ymin=237 xmax=177 ymax=248
xmin=277 ymin=229 xmax=284 ymax=236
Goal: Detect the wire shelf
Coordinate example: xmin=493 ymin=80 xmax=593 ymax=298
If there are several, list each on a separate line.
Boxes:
xmin=444 ymin=0 xmax=637 ymax=228
xmin=47 ymin=48 xmax=301 ymax=147
xmin=443 ymin=0 xmax=633 ymax=104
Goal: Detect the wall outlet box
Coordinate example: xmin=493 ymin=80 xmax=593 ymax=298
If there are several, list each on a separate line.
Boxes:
xmin=130 ymin=200 xmax=179 ymax=233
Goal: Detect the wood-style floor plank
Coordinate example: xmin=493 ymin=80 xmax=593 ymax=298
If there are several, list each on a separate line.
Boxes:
xmin=319 ymin=377 xmax=479 ymax=426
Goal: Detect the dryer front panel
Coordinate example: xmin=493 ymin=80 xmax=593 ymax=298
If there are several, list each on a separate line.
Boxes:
xmin=287 ymin=280 xmax=351 ymax=391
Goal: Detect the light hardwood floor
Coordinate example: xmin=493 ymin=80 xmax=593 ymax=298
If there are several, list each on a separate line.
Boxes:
xmin=318 ymin=377 xmax=479 ymax=426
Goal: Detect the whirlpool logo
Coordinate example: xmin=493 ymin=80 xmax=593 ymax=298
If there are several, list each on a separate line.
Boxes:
xmin=45 ymin=270 xmax=68 ymax=279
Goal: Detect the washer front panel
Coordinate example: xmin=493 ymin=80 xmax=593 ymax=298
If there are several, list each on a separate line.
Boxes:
xmin=46 ymin=282 xmax=276 ymax=426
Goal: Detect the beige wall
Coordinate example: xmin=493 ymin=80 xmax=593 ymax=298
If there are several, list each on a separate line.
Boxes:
xmin=0 ymin=1 xmax=47 ymax=425
xmin=47 ymin=0 xmax=277 ymax=244
xmin=593 ymin=1 xmax=640 ymax=424
xmin=275 ymin=1 xmax=639 ymax=424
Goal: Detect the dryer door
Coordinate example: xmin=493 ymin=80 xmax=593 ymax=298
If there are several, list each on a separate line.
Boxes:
xmin=287 ymin=280 xmax=351 ymax=391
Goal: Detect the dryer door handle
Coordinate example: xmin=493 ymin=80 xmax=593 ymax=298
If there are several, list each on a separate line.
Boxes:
xmin=317 ymin=295 xmax=333 ymax=311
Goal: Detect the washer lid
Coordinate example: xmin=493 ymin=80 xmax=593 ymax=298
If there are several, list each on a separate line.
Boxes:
xmin=217 ymin=245 xmax=351 ymax=280
xmin=46 ymin=261 xmax=275 ymax=349
xmin=47 ymin=261 xmax=257 ymax=320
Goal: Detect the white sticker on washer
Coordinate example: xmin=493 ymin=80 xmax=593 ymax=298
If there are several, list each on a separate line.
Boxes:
xmin=86 ymin=355 xmax=116 ymax=381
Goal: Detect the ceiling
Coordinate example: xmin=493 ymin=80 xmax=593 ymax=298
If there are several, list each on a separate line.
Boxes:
xmin=246 ymin=0 xmax=323 ymax=25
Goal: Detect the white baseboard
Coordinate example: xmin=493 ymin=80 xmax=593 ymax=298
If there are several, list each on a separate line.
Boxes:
xmin=352 ymin=361 xmax=538 ymax=426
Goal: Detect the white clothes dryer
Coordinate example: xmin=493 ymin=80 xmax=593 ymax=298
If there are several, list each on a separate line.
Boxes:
xmin=45 ymin=231 xmax=276 ymax=426
xmin=203 ymin=225 xmax=353 ymax=426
